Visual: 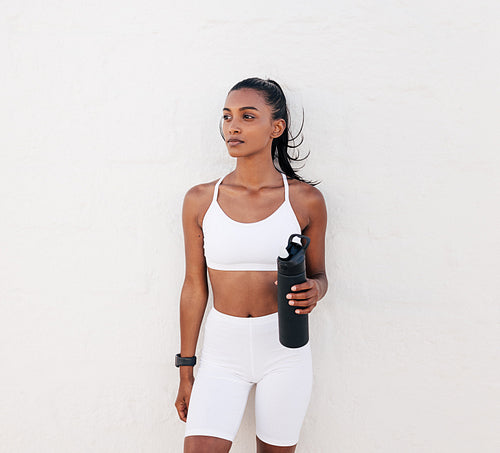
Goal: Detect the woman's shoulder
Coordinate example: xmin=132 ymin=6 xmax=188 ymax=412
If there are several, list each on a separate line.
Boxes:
xmin=288 ymin=177 xmax=327 ymax=229
xmin=182 ymin=178 xmax=220 ymax=217
xmin=184 ymin=179 xmax=217 ymax=201
xmin=186 ymin=173 xmax=227 ymax=197
xmin=288 ymin=177 xmax=326 ymax=209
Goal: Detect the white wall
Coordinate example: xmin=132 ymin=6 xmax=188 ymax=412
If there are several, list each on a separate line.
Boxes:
xmin=1 ymin=1 xmax=498 ymax=452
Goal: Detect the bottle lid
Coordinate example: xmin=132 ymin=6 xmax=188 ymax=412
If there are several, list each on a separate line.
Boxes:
xmin=277 ymin=234 xmax=310 ymax=274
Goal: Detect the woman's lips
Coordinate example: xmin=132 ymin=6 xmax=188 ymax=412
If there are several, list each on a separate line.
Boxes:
xmin=227 ymin=139 xmax=244 ymax=146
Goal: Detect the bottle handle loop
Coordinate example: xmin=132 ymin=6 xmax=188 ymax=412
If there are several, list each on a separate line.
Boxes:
xmin=287 ymin=234 xmax=311 ymax=251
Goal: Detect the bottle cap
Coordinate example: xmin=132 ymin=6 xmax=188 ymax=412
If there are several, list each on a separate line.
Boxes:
xmin=277 ymin=234 xmax=310 ymax=274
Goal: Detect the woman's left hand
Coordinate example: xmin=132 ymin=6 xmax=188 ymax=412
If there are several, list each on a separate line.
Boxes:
xmin=274 ymin=278 xmax=321 ymax=314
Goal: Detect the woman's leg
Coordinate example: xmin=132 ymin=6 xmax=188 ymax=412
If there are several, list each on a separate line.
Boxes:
xmin=184 ymin=309 xmax=254 ymax=448
xmin=256 ymin=436 xmax=296 ymax=453
xmin=185 ymin=435 xmax=232 ymax=453
xmin=254 ymin=343 xmax=313 ymax=449
xmin=184 ymin=363 xmax=253 ymax=446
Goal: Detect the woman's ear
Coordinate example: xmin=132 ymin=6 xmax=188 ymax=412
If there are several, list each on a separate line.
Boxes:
xmin=271 ymin=119 xmax=286 ymax=138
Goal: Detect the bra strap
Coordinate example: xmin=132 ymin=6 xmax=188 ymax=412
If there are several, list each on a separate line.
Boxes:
xmin=212 ymin=175 xmax=225 ymax=203
xmin=282 ymin=172 xmax=290 ymax=202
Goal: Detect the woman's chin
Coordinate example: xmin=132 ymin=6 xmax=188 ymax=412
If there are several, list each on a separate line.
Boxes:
xmin=228 ymin=150 xmax=243 ymax=158
xmin=226 ymin=148 xmax=247 ymax=158
xmin=226 ymin=147 xmax=261 ymax=159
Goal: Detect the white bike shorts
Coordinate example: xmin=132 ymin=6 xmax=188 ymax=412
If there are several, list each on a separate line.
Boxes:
xmin=185 ymin=307 xmax=313 ymax=447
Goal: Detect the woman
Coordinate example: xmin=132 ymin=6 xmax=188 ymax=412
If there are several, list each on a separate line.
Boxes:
xmin=175 ymin=78 xmax=328 ymax=453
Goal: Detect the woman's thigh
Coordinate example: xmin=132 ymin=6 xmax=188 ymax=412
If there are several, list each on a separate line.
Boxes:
xmin=255 ymin=344 xmax=313 ymax=447
xmin=185 ymin=364 xmax=253 ymax=442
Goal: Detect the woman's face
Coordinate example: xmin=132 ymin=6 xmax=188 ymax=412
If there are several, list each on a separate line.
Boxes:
xmin=222 ymin=88 xmax=285 ymax=158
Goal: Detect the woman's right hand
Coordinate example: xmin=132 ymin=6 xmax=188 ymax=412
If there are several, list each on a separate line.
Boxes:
xmin=175 ymin=375 xmax=194 ymax=422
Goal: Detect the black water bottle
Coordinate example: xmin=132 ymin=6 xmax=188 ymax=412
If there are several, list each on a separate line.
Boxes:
xmin=277 ymin=234 xmax=311 ymax=348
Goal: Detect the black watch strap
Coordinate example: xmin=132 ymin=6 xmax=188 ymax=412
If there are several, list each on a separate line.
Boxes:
xmin=175 ymin=353 xmax=197 ymax=367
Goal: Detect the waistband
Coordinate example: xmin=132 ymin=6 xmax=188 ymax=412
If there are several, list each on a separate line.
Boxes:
xmin=210 ymin=306 xmax=278 ymax=326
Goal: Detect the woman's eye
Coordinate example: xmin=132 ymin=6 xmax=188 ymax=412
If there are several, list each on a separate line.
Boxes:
xmin=222 ymin=115 xmax=231 ymax=120
xmin=243 ymin=114 xmax=255 ymax=119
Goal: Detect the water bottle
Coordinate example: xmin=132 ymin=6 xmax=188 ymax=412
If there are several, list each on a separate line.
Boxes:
xmin=277 ymin=234 xmax=311 ymax=348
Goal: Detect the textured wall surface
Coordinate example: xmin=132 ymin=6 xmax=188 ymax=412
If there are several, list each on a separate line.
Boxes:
xmin=1 ymin=1 xmax=499 ymax=452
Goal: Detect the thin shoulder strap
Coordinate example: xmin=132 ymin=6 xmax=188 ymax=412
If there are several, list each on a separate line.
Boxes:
xmin=212 ymin=175 xmax=225 ymax=203
xmin=282 ymin=172 xmax=290 ymax=202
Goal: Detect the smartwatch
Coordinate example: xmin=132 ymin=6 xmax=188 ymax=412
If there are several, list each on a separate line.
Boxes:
xmin=175 ymin=353 xmax=197 ymax=367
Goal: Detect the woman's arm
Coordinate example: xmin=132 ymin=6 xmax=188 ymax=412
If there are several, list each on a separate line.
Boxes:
xmin=175 ymin=185 xmax=209 ymax=421
xmin=285 ymin=185 xmax=328 ymax=314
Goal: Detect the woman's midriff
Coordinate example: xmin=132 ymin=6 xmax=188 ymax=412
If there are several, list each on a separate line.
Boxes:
xmin=207 ymin=268 xmax=278 ymax=317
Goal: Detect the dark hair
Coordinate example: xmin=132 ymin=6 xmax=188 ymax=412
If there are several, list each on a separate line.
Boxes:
xmin=221 ymin=77 xmax=319 ymax=186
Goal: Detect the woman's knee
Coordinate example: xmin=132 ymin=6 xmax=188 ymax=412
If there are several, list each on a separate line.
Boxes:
xmin=184 ymin=435 xmax=232 ymax=453
xmin=256 ymin=436 xmax=297 ymax=453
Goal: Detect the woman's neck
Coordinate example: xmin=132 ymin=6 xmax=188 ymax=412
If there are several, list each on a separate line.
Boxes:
xmin=232 ymin=156 xmax=282 ymax=190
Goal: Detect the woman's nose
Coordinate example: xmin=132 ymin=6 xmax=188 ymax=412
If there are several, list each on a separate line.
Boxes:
xmin=228 ymin=121 xmax=241 ymax=134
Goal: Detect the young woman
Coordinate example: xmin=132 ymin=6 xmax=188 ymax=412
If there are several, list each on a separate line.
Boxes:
xmin=175 ymin=78 xmax=328 ymax=453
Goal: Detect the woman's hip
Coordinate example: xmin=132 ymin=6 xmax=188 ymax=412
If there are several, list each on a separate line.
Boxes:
xmin=200 ymin=307 xmax=311 ymax=381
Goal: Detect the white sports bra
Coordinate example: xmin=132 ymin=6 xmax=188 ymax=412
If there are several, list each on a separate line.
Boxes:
xmin=202 ymin=172 xmax=302 ymax=271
